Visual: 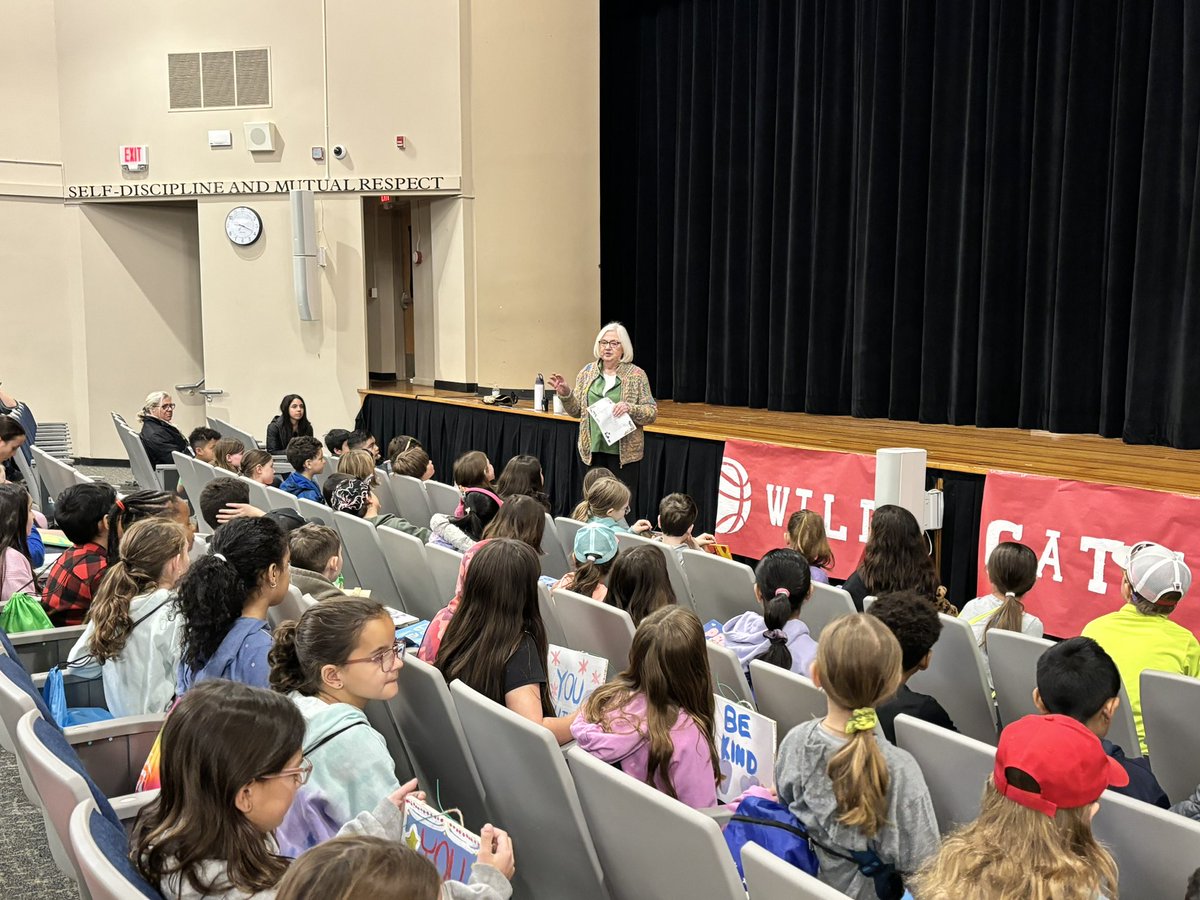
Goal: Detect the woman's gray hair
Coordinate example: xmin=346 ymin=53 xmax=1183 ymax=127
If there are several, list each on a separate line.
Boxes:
xmin=140 ymin=391 xmax=170 ymax=419
xmin=593 ymin=321 xmax=634 ymax=364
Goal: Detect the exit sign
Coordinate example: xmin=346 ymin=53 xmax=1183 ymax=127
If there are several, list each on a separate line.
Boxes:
xmin=120 ymin=145 xmax=149 ymax=172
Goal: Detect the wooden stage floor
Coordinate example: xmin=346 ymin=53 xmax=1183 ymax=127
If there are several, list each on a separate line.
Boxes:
xmin=362 ymin=383 xmax=1200 ymax=497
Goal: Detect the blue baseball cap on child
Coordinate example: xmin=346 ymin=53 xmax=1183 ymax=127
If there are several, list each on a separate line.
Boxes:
xmin=573 ymin=523 xmax=618 ymax=565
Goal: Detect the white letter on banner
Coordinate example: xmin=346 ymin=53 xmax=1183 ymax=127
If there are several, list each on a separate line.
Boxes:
xmin=983 ymin=519 xmax=1024 ymax=562
xmin=794 ymin=488 xmax=814 ymax=511
xmin=858 ymin=499 xmax=875 ymax=543
xmin=1038 ymin=529 xmax=1064 ymax=583
xmin=1080 ymin=537 xmax=1127 ymax=595
xmin=822 ymin=494 xmax=848 ymax=541
xmin=765 ymin=485 xmax=791 ymax=527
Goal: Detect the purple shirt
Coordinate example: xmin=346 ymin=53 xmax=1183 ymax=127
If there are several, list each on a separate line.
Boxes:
xmin=722 ymin=611 xmax=818 ymax=678
xmin=810 ymin=565 xmax=830 ymax=585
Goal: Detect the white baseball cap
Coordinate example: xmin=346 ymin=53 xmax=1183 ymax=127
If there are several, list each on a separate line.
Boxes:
xmin=1123 ymin=541 xmax=1192 ymax=606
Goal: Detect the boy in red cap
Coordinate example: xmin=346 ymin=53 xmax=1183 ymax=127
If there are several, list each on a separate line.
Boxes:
xmin=910 ymin=714 xmax=1126 ymax=899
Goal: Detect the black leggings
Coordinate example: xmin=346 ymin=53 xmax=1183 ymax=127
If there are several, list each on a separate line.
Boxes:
xmin=585 ymin=451 xmax=641 ymax=518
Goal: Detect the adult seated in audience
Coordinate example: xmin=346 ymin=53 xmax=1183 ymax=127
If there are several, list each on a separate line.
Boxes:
xmin=347 ymin=429 xmax=381 ymax=461
xmin=324 ymin=428 xmax=351 ymax=459
xmin=655 ymin=492 xmax=715 ymax=563
xmin=724 ymin=548 xmax=816 ymax=677
xmin=429 ymin=488 xmax=500 ymax=552
xmin=0 ymin=483 xmax=37 ymax=606
xmin=1081 ymin=540 xmax=1197 ymax=756
xmin=270 ymin=599 xmax=406 ymax=855
xmin=868 ymin=591 xmax=957 ymax=743
xmin=138 ymin=390 xmax=188 ymax=467
xmin=281 ymin=436 xmax=327 ymax=502
xmin=435 ymin=538 xmax=576 ymax=744
xmin=785 ymin=509 xmax=834 ymax=585
xmin=107 ymin=487 xmax=202 ymax=563
xmin=1034 ymin=636 xmax=1168 ymax=808
xmin=337 ymin=448 xmax=378 ymax=482
xmin=267 ymin=393 xmax=314 ymax=453
xmin=910 ymin=715 xmax=1124 ymax=900
xmin=601 ymin=544 xmax=675 ymax=626
xmin=961 ymin=541 xmax=1043 ymax=685
xmin=841 ymin=504 xmax=950 ymax=614
xmin=40 ymin=482 xmax=116 ymax=626
xmin=495 ymin=453 xmax=551 ymax=512
xmin=0 ymin=390 xmax=32 ymax=483
xmin=572 ymin=606 xmax=721 ymax=809
xmin=131 ymin=680 xmax=426 ymax=900
xmin=390 ymin=444 xmax=434 ymax=481
xmin=213 ymin=437 xmax=245 ymax=472
xmin=776 ymin=614 xmax=939 ymax=899
xmin=66 ymin=518 xmax=190 ymax=716
xmin=176 ymin=516 xmax=289 ymax=692
xmin=275 ymin=832 xmax=514 ymax=900
xmin=288 ymin=524 xmax=345 ymax=601
xmin=577 ymin=476 xmax=652 ymax=534
xmin=324 ymin=473 xmax=431 ymax=541
xmin=240 ymin=448 xmax=279 ymax=486
xmin=187 ymin=426 xmax=221 ymax=463
xmin=571 ymin=466 xmax=616 ymax=520
xmin=553 ymin=523 xmax=617 ymax=601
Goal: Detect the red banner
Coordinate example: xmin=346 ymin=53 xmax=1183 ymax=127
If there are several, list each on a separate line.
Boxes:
xmin=715 ymin=439 xmax=876 ymax=579
xmin=979 ymin=471 xmax=1200 ymax=639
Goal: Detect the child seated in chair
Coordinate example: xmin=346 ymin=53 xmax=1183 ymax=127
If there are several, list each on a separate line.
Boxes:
xmin=287 ymin=524 xmax=346 ymax=602
xmin=280 ymin=436 xmax=327 ymax=503
xmin=41 ymin=482 xmax=116 ymax=626
xmin=656 ymin=492 xmax=715 ymax=565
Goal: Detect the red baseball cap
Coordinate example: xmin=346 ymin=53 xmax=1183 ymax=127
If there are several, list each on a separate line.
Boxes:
xmin=995 ymin=715 xmax=1129 ymax=817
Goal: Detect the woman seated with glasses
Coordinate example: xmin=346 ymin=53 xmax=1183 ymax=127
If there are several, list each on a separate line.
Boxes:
xmin=138 ymin=390 xmax=189 ymax=468
xmin=268 ymin=597 xmax=409 ymax=856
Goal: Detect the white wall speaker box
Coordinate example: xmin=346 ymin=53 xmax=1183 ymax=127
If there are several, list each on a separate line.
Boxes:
xmin=290 ymin=189 xmax=317 ymax=256
xmin=874 ymin=447 xmax=927 ymax=527
xmin=293 ymin=254 xmax=320 ymax=322
xmin=243 ymin=121 xmax=277 ymax=152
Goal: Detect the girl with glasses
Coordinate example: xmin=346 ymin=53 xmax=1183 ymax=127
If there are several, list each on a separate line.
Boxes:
xmin=268 ymin=598 xmax=408 ymax=856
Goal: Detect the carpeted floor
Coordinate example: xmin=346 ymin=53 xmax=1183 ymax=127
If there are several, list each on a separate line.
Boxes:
xmin=0 ymin=749 xmax=78 ymax=899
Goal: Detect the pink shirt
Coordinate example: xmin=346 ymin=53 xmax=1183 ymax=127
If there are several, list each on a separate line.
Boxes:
xmin=2 ymin=548 xmax=35 ymax=607
xmin=570 ymin=692 xmax=718 ymax=809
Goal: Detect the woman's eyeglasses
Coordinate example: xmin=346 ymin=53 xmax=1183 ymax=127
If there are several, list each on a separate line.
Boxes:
xmin=343 ymin=641 xmax=406 ymax=672
xmin=598 ymin=340 xmax=622 ymax=349
xmin=260 ymin=757 xmax=313 ymax=786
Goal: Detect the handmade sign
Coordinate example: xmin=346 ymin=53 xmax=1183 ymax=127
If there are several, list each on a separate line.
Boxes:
xmin=395 ymin=619 xmax=431 ymax=647
xmin=703 ymin=619 xmax=727 ymax=646
xmin=714 ymin=694 xmax=778 ymax=803
xmin=402 ymin=797 xmax=480 ymax=884
xmin=547 ymin=644 xmax=608 ymax=717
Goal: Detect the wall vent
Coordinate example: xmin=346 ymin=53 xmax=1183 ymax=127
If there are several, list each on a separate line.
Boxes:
xmin=167 ymin=48 xmax=271 ymax=111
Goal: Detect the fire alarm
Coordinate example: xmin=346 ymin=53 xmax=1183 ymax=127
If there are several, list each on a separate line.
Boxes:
xmin=395 ymin=135 xmax=406 ymax=150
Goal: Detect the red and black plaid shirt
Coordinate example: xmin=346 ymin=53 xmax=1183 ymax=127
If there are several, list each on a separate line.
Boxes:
xmin=41 ymin=542 xmax=108 ymax=627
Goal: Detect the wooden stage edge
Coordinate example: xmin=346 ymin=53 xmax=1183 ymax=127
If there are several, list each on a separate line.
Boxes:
xmin=360 ymin=385 xmax=1200 ymax=497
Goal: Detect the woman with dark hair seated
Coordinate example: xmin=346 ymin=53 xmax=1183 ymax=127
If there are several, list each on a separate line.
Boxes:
xmin=266 ymin=394 xmax=314 ymax=453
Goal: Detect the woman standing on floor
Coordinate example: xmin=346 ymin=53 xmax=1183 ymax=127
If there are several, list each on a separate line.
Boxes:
xmin=549 ymin=322 xmax=657 ymax=514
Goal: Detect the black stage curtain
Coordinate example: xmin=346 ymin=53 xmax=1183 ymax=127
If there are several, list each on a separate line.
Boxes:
xmin=601 ymin=0 xmax=1200 ymax=449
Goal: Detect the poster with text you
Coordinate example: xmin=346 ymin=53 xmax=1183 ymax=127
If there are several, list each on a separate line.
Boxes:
xmin=978 ymin=471 xmax=1200 ymax=639
xmin=547 ymin=645 xmax=608 ymax=718
xmin=403 ymin=797 xmax=480 ymax=885
xmin=714 ymin=695 xmax=778 ymax=803
xmin=715 ymin=439 xmax=877 ymax=577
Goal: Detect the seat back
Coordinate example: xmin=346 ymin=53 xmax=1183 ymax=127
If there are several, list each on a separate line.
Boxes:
xmin=31 ymin=445 xmax=72 ymax=504
xmin=425 ymin=543 xmax=463 ymax=606
xmin=451 ymin=680 xmax=609 ymax=900
xmin=1140 ymin=669 xmax=1200 ymax=801
xmin=372 ymin=469 xmax=401 ymax=517
xmin=539 ymin=583 xmax=568 ymax=648
xmin=171 ymin=453 xmax=210 ymax=534
xmin=907 ymin=613 xmax=998 ymax=744
xmin=800 ymin=583 xmax=856 ymax=639
xmin=116 ymin=418 xmax=166 ymax=491
xmin=332 ymin=512 xmax=406 ymax=612
xmin=264 ymin=483 xmax=302 ymax=513
xmin=244 ymin=478 xmax=275 ymax=515
xmin=387 ymin=474 xmax=433 ymax=529
xmin=741 ymin=840 xmax=849 ymax=899
xmin=388 ymin=656 xmax=488 ymax=828
xmin=8 ymin=624 xmax=87 ymax=675
xmin=540 ymin=513 xmax=572 ymax=580
xmin=749 ymin=660 xmax=826 ymax=736
xmin=707 ymin=641 xmax=755 ymax=708
xmin=69 ymin=798 xmax=163 ymax=900
xmin=554 ymin=516 xmax=583 ymax=560
xmin=207 ymin=416 xmax=259 ymax=450
xmin=616 ymin=531 xmax=695 ymax=611
xmin=14 ymin=446 xmax=43 ymax=509
xmin=680 ymin=550 xmax=757 ymax=624
xmin=894 ymin=713 xmax=994 ymax=834
xmin=567 ymin=746 xmax=742 ymax=900
xmin=986 ymin=629 xmax=1053 ymax=727
xmin=375 ymin=526 xmax=443 ymax=620
xmin=269 ymin=586 xmax=315 ymax=629
xmin=295 ymin=496 xmax=337 ymax=527
xmin=553 ymin=588 xmax=636 ymax=673
xmin=423 ymin=479 xmax=461 ymax=517
xmin=1092 ymin=782 xmax=1200 ymax=900
xmin=0 ymin=654 xmax=47 ymax=804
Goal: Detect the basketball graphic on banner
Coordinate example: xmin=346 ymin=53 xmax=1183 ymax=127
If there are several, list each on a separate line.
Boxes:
xmin=716 ymin=457 xmax=752 ymax=534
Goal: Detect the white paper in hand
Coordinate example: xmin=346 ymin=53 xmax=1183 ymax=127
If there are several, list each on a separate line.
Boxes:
xmin=587 ymin=397 xmax=636 ymax=444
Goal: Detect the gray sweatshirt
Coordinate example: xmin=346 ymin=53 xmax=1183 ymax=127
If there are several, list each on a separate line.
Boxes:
xmin=775 ymin=719 xmax=940 ymax=900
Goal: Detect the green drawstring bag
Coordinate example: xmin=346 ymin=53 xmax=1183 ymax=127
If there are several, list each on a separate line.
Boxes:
xmin=0 ymin=592 xmax=52 ymax=634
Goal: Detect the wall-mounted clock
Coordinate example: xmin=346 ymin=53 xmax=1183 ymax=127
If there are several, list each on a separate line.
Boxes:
xmin=225 ymin=206 xmax=262 ymax=246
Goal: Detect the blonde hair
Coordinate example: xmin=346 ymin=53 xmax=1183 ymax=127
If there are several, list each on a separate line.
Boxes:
xmin=577 ymin=477 xmax=630 ymax=522
xmin=337 ymin=448 xmax=377 ymax=481
xmin=593 ymin=321 xmax=634 ymax=363
xmin=786 ymin=509 xmax=835 ymax=571
xmin=911 ymin=779 xmax=1117 ymax=900
xmin=815 ymin=614 xmax=903 ymax=837
xmin=572 ymin=467 xmax=615 ymax=520
xmin=212 ymin=438 xmax=244 ymax=471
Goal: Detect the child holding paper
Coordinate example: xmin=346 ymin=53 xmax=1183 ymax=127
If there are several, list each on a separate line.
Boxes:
xmin=571 ymin=605 xmax=722 ymax=809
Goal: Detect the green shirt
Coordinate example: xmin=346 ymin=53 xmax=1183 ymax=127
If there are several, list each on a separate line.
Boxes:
xmin=586 ymin=373 xmax=623 ymax=454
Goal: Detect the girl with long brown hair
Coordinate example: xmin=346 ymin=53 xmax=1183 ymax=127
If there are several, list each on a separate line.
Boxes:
xmin=571 ymin=605 xmax=721 ymax=808
xmin=841 ymin=505 xmax=946 ymax=613
xmin=960 ymin=541 xmax=1044 ymax=676
xmin=0 ymin=482 xmax=36 ymax=606
xmin=66 ymin=518 xmax=189 ymax=716
xmin=910 ymin=714 xmax=1124 ymax=900
xmin=605 ymin=544 xmax=675 ymax=626
xmin=435 ymin=538 xmax=576 ymax=744
xmin=775 ymin=614 xmax=939 ymax=899
xmin=785 ymin=508 xmax=835 ymax=584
